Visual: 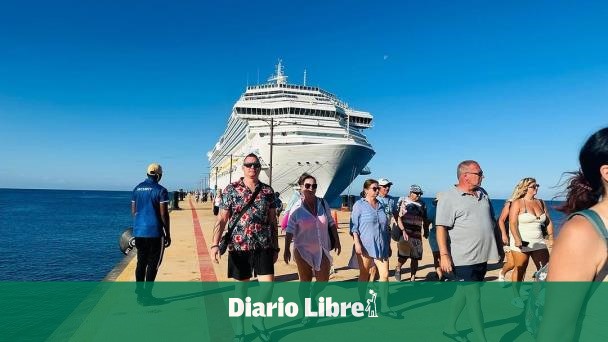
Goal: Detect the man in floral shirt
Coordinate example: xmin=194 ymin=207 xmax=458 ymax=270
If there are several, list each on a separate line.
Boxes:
xmin=211 ymin=153 xmax=278 ymax=341
xmin=211 ymin=153 xmax=279 ymax=280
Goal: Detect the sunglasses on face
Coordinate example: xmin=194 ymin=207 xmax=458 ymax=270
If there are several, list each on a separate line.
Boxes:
xmin=303 ymin=183 xmax=318 ymax=190
xmin=370 ymin=187 xmax=380 ymax=192
xmin=243 ymin=162 xmax=261 ymax=169
xmin=528 ymin=184 xmax=540 ymax=189
xmin=412 ymin=192 xmax=423 ymax=196
xmin=466 ymin=171 xmax=484 ymax=177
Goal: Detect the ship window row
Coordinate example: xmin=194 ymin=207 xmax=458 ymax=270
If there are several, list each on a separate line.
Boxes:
xmin=247 ymin=84 xmax=321 ymax=92
xmin=349 ymin=116 xmax=372 ymax=125
xmin=245 ymin=94 xmax=298 ymax=100
xmin=245 ymin=90 xmax=320 ymax=98
xmin=235 ymin=107 xmax=337 ymax=118
xmin=259 ymin=131 xmax=348 ymax=139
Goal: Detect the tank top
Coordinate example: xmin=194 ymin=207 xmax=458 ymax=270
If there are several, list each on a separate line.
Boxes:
xmin=571 ymin=210 xmax=608 ymax=340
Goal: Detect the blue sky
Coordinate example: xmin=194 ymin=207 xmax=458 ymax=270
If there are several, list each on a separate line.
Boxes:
xmin=1 ymin=1 xmax=606 ymax=198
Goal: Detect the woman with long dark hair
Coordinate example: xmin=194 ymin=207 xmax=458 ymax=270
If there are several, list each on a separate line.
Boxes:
xmin=538 ymin=127 xmax=608 ymax=341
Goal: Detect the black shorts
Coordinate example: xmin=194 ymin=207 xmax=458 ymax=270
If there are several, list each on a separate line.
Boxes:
xmin=228 ymin=249 xmax=275 ymax=280
xmin=452 ymin=262 xmax=487 ymax=282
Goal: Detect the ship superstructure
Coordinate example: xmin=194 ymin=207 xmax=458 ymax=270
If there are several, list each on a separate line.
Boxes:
xmin=208 ymin=61 xmax=375 ymax=202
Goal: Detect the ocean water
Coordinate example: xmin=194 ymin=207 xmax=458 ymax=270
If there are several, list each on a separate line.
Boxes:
xmin=0 ymin=189 xmax=132 ymax=281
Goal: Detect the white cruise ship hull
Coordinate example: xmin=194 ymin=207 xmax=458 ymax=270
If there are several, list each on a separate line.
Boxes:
xmin=211 ymin=142 xmax=375 ymax=202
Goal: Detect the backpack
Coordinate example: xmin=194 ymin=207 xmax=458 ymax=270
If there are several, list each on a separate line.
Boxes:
xmin=525 ymin=209 xmax=608 ymax=337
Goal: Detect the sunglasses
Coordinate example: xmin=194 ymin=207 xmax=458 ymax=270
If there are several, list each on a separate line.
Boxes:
xmin=466 ymin=171 xmax=484 ymax=177
xmin=370 ymin=187 xmax=380 ymax=191
xmin=243 ymin=162 xmax=261 ymax=169
xmin=303 ymin=183 xmax=318 ymax=190
xmin=528 ymin=184 xmax=540 ymax=189
xmin=412 ymin=192 xmax=423 ymax=196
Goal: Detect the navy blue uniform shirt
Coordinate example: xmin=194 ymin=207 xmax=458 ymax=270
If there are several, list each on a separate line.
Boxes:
xmin=132 ymin=177 xmax=169 ymax=237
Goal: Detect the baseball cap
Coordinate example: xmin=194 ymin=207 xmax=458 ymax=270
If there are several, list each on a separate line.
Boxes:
xmin=147 ymin=163 xmax=163 ymax=176
xmin=409 ymin=184 xmax=423 ymax=194
xmin=378 ymin=178 xmax=393 ymax=186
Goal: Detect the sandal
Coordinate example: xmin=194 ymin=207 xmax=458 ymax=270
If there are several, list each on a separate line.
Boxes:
xmin=252 ymin=324 xmax=271 ymax=342
xmin=442 ymin=331 xmax=469 ymax=342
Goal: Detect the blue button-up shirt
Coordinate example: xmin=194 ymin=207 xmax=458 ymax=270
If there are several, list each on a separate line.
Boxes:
xmin=350 ymin=198 xmax=389 ymax=259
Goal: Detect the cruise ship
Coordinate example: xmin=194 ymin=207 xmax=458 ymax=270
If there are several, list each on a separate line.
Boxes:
xmin=208 ymin=61 xmax=375 ymax=202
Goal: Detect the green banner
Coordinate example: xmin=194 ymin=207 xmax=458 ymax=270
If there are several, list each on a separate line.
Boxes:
xmin=1 ymin=282 xmax=607 ymax=341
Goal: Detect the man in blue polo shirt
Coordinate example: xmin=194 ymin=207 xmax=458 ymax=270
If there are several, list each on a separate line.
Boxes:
xmin=131 ymin=163 xmax=171 ymax=303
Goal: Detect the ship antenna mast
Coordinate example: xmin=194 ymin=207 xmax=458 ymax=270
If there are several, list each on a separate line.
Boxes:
xmin=268 ymin=59 xmax=287 ymax=85
xmin=303 ymin=69 xmax=307 ymax=86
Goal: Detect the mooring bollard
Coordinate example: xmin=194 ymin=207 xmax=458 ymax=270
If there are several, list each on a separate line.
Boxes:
xmin=172 ymin=191 xmax=180 ymax=210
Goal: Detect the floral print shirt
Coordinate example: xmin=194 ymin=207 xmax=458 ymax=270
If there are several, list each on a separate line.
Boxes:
xmin=220 ymin=178 xmax=276 ymax=251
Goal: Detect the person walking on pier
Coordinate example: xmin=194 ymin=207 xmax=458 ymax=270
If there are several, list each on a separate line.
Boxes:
xmin=436 ymin=160 xmax=500 ymax=342
xmin=374 ymin=178 xmax=397 ymax=281
xmin=284 ymin=173 xmax=341 ymax=325
xmin=508 ymin=177 xmax=554 ymax=308
xmin=395 ymin=184 xmax=430 ymax=282
xmin=211 ymin=153 xmax=279 ymax=342
xmin=350 ymin=179 xmax=399 ymax=318
xmin=131 ymin=163 xmax=171 ymax=304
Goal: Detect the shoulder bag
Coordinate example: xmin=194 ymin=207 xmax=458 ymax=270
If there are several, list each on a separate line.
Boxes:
xmin=218 ymin=185 xmax=262 ymax=255
xmin=321 ymin=198 xmax=337 ymax=249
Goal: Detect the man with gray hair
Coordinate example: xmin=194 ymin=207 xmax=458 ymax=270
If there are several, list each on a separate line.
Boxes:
xmin=436 ymin=160 xmax=499 ymax=342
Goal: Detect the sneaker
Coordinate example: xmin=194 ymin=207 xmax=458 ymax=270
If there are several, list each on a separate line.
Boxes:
xmin=394 ymin=267 xmax=401 ymax=282
xmin=498 ymin=271 xmax=505 ymax=282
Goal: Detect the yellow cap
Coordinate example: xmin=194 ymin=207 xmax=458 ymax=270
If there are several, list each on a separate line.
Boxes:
xmin=147 ymin=163 xmax=163 ymax=175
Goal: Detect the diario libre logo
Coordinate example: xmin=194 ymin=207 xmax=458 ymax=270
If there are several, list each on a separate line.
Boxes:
xmin=229 ymin=289 xmax=379 ymax=319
